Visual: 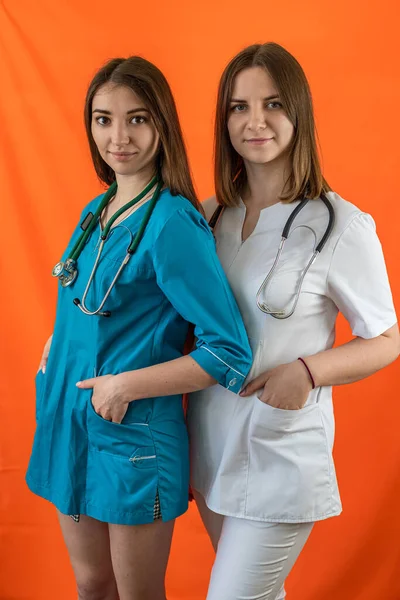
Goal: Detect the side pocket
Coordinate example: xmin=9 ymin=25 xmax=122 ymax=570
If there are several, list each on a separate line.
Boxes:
xmin=86 ymin=403 xmax=158 ymax=517
xmin=247 ymin=400 xmax=332 ymax=519
xmin=34 ymin=371 xmax=45 ymax=422
xmin=129 ymin=447 xmax=157 ymax=468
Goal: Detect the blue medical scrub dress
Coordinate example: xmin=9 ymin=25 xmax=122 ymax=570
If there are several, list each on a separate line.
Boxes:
xmin=26 ymin=189 xmax=252 ymax=525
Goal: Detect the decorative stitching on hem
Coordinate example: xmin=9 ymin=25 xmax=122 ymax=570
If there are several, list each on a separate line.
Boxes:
xmin=200 ymin=346 xmax=246 ymax=378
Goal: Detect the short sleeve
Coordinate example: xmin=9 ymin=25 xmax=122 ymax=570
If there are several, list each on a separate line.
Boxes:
xmin=327 ymin=213 xmax=397 ymax=338
xmin=153 ymin=208 xmax=252 ymax=393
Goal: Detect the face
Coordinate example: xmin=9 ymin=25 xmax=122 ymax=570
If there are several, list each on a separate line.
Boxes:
xmin=227 ymin=67 xmax=294 ymax=167
xmin=91 ymin=84 xmax=160 ymax=178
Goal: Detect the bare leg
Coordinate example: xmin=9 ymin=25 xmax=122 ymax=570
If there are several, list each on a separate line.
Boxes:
xmin=57 ymin=511 xmax=119 ymax=600
xmin=192 ymin=488 xmax=224 ymax=551
xmin=108 ymin=518 xmax=175 ymax=600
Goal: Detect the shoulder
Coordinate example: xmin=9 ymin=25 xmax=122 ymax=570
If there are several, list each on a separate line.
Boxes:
xmin=306 ymin=192 xmax=376 ymax=250
xmin=151 ymin=188 xmax=212 ymax=236
xmin=326 ymin=192 xmax=377 ymax=247
xmin=153 ymin=188 xmax=197 ymax=216
xmin=326 ymin=191 xmax=371 ymax=228
xmin=316 ymin=192 xmax=386 ymax=277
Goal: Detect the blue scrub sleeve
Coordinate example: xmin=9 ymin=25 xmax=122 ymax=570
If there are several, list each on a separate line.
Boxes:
xmin=153 ymin=208 xmax=252 ymax=393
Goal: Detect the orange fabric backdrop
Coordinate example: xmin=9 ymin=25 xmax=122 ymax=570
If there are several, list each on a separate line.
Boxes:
xmin=1 ymin=1 xmax=399 ymax=598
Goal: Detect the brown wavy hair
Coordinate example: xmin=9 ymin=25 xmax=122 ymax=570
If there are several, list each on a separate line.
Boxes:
xmin=215 ymin=42 xmax=331 ymax=207
xmin=84 ymin=56 xmax=201 ymax=211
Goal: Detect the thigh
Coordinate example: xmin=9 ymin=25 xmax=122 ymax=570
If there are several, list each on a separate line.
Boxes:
xmin=57 ymin=511 xmax=118 ymax=599
xmin=109 ymin=518 xmax=175 ymax=600
xmin=207 ymin=517 xmax=314 ymax=600
xmin=192 ymin=488 xmax=224 ymax=551
xmin=193 ymin=491 xmax=286 ymax=598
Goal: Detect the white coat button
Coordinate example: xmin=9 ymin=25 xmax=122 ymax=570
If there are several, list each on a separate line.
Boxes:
xmin=228 ymin=378 xmax=237 ymax=387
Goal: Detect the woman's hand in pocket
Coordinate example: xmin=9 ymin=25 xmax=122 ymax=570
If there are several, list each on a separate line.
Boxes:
xmin=38 ymin=334 xmax=53 ymax=373
xmin=76 ymin=375 xmax=130 ymax=423
xmin=240 ymin=360 xmax=313 ymax=410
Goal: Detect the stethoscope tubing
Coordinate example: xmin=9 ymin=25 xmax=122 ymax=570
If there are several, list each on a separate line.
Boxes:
xmin=54 ymin=177 xmax=163 ymax=316
xmin=209 ymin=194 xmax=335 ymax=319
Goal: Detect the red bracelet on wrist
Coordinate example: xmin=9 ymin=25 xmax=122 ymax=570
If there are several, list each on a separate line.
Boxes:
xmin=298 ymin=357 xmax=316 ymax=389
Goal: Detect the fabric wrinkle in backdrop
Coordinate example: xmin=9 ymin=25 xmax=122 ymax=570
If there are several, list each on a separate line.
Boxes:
xmin=0 ymin=1 xmax=399 ymax=599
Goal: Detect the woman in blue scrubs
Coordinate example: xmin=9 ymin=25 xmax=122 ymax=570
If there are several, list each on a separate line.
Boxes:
xmin=26 ymin=56 xmax=252 ymax=600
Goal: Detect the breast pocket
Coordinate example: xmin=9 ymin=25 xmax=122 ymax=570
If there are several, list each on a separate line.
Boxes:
xmin=84 ymin=224 xmax=155 ymax=314
xmin=259 ymin=244 xmax=322 ymax=320
xmin=97 ymin=225 xmax=135 ymax=265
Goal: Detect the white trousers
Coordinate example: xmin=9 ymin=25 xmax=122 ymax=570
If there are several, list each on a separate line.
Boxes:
xmin=193 ymin=490 xmax=314 ymax=600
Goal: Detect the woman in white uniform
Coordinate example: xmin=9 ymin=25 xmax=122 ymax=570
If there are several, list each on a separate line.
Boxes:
xmin=187 ymin=42 xmax=399 ymax=600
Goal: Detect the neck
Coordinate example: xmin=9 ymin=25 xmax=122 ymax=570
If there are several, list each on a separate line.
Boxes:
xmin=114 ymin=165 xmax=157 ymax=206
xmin=242 ymin=155 xmax=290 ymax=210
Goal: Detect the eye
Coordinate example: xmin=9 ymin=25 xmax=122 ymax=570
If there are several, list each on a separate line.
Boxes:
xmin=130 ymin=115 xmax=148 ymax=124
xmin=95 ymin=116 xmax=110 ymax=125
xmin=231 ymin=104 xmax=247 ymax=113
xmin=266 ymin=101 xmax=283 ymax=110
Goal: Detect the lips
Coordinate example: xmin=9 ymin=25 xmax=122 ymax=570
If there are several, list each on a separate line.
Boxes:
xmin=110 ymin=152 xmax=136 ymax=157
xmin=245 ymin=138 xmax=273 ymax=144
xmin=108 ymin=151 xmax=137 ymax=162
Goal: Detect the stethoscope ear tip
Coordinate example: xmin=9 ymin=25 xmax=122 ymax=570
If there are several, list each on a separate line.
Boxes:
xmin=73 ymin=297 xmax=111 ymax=317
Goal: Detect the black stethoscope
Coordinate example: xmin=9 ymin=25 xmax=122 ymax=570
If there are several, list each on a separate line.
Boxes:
xmin=209 ymin=194 xmax=335 ymax=319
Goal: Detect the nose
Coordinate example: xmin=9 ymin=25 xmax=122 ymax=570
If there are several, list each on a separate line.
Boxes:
xmin=111 ymin=122 xmax=130 ymax=146
xmin=246 ymin=106 xmax=267 ymax=132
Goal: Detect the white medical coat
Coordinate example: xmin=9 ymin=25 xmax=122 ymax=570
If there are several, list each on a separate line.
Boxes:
xmin=188 ymin=192 xmax=397 ymax=523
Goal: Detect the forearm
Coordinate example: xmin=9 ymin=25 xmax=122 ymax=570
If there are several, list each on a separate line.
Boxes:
xmin=114 ymin=355 xmax=217 ymax=402
xmin=305 ymin=324 xmax=399 ymax=387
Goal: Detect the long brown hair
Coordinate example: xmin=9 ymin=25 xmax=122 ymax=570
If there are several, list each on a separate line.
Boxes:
xmin=84 ymin=56 xmax=201 ymax=211
xmin=215 ymin=43 xmax=331 ymax=207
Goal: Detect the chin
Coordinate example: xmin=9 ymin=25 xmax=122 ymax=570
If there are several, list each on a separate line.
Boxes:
xmin=113 ymin=164 xmax=139 ymax=176
xmin=245 ymin=153 xmax=279 ymax=165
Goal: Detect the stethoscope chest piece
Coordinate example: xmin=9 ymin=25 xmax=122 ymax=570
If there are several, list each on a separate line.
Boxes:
xmin=52 ymin=258 xmax=78 ymax=288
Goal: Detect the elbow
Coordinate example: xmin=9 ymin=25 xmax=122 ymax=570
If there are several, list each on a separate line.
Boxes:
xmin=382 ymin=324 xmax=400 ymax=366
xmin=393 ymin=337 xmax=400 ymax=363
xmin=388 ymin=346 xmax=400 ymax=367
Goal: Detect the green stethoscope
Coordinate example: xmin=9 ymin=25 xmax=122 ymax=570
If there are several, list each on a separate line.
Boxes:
xmin=52 ymin=175 xmax=162 ymax=317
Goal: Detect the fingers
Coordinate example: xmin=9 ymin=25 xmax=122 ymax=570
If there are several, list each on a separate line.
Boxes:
xmin=76 ymin=378 xmax=96 ymax=389
xmin=38 ymin=355 xmax=48 ymax=374
xmin=76 ymin=374 xmax=112 ymax=389
xmin=240 ymin=373 xmax=268 ymax=396
xmin=38 ymin=335 xmax=53 ymax=373
xmin=108 ymin=403 xmax=128 ymax=424
xmin=93 ymin=404 xmax=127 ymax=424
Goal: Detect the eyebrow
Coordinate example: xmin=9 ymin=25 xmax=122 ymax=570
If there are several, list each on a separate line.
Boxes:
xmin=92 ymin=108 xmax=150 ymax=115
xmin=230 ymin=95 xmax=280 ymax=102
